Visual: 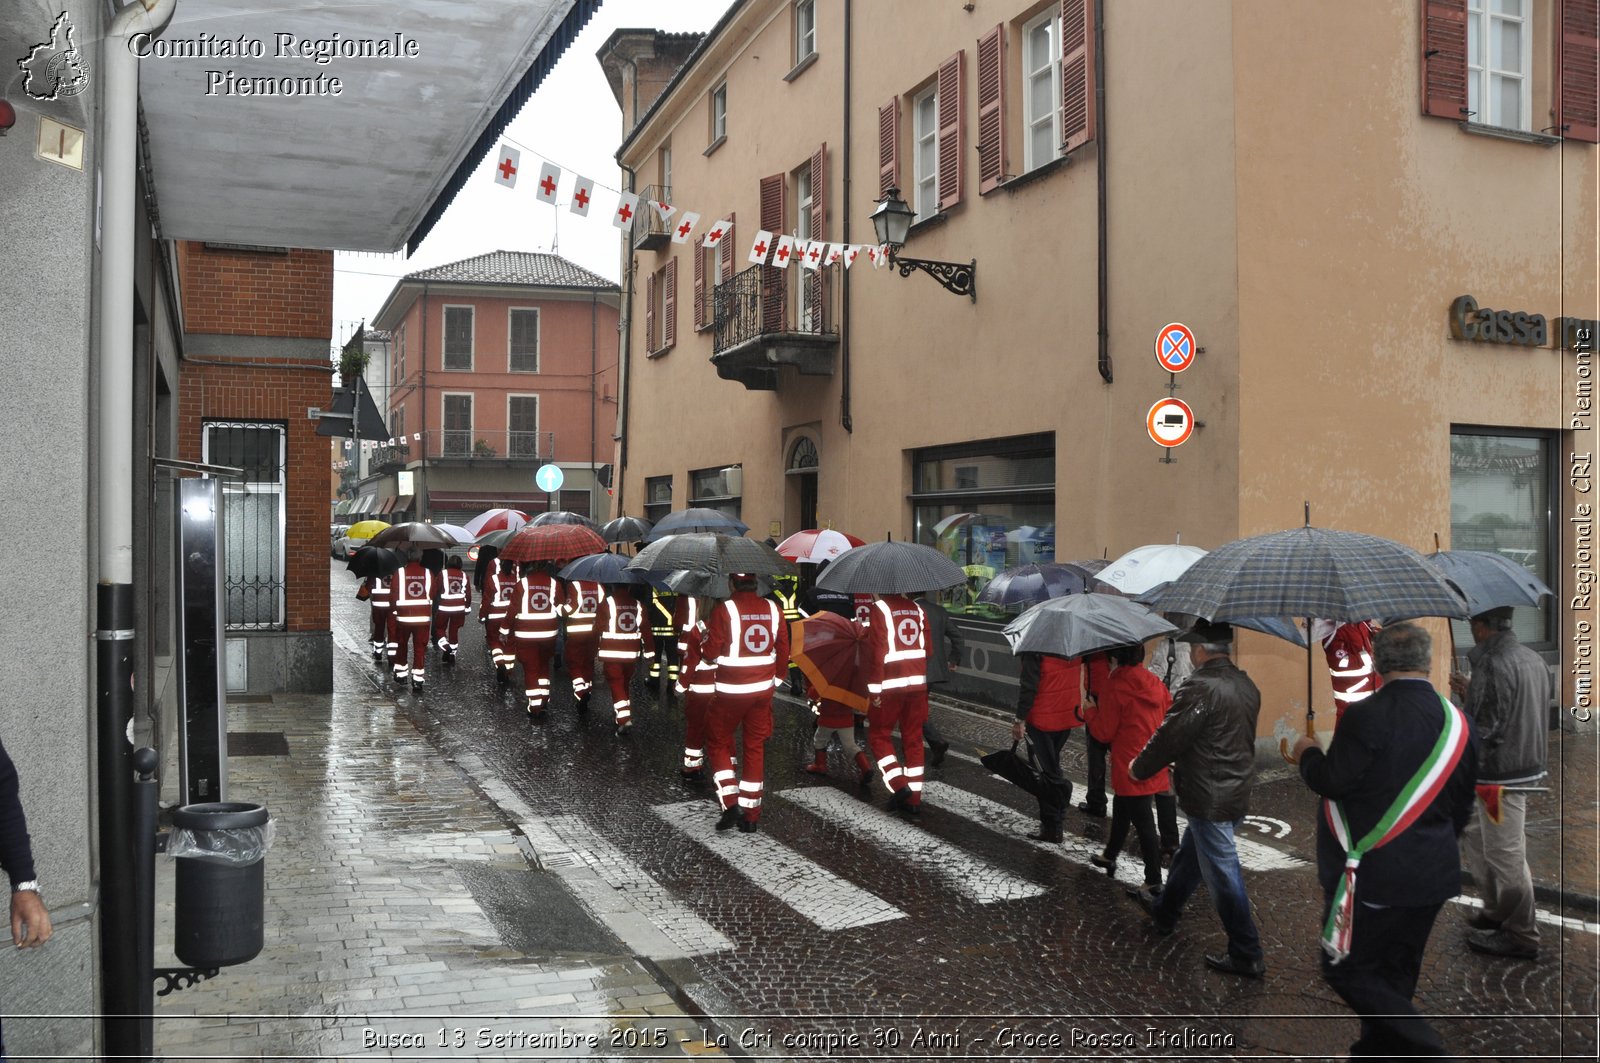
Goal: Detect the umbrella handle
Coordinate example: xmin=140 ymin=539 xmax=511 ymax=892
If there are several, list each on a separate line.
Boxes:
xmin=1279 ymin=737 xmax=1298 ymax=765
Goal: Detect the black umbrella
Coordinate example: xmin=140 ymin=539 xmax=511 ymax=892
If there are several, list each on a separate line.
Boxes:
xmin=627 ymin=533 xmax=795 ymax=579
xmin=977 ymin=563 xmax=1107 ymax=607
xmin=645 ymin=508 xmax=750 ymax=541
xmin=601 ymin=515 xmax=654 ymax=544
xmin=1423 ymin=550 xmax=1551 ymax=616
xmin=346 ymin=546 xmax=403 ymax=578
xmin=979 ymin=740 xmax=1044 ymax=799
xmin=368 ymin=522 xmax=461 ymax=548
xmin=662 ymin=569 xmax=774 ymax=598
xmin=529 ymin=510 xmax=601 ymax=531
xmin=1001 ymin=594 xmax=1177 ymax=658
xmin=560 ymin=552 xmax=647 ymax=585
xmin=815 ymin=540 xmax=966 ymax=594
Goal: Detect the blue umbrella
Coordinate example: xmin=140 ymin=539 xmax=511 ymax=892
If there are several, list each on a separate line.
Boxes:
xmin=977 ymin=563 xmax=1107 ymax=607
xmin=560 ymin=552 xmax=647 ymax=585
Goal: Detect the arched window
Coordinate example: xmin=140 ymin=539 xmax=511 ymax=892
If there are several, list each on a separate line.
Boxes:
xmin=788 ymin=436 xmax=818 ymax=472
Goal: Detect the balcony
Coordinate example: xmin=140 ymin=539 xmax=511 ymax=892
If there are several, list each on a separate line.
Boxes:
xmin=633 ymin=184 xmax=672 ymax=252
xmin=710 ymin=264 xmax=839 ymax=391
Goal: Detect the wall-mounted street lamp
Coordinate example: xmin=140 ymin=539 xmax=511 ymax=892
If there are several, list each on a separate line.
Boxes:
xmin=868 ymin=187 xmax=976 ymax=302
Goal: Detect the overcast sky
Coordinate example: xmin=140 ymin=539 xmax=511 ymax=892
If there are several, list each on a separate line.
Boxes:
xmin=331 ymin=0 xmax=729 ymax=350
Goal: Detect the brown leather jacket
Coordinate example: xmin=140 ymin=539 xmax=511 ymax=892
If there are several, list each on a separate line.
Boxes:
xmin=1131 ymin=656 xmax=1260 ymax=821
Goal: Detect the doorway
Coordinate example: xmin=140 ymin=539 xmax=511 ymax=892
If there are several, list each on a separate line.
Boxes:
xmin=786 ymin=435 xmax=819 ymax=532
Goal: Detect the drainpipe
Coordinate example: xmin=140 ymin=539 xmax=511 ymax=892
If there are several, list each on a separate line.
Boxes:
xmin=1095 ymin=0 xmax=1111 ymax=383
xmin=615 ymin=164 xmax=637 ymax=508
xmin=100 ymin=2 xmax=176 ymax=1055
xmin=419 ymin=282 xmax=429 ymax=520
xmin=839 ymin=0 xmax=853 ymax=432
xmin=589 ymin=292 xmax=597 ymax=507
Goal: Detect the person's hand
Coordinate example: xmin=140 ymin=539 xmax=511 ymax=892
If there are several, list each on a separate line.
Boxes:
xmin=11 ymin=890 xmax=51 ymax=949
xmin=1011 ymin=720 xmax=1025 ymax=742
xmin=1290 ymin=735 xmax=1320 ymax=762
xmin=1448 ymin=672 xmax=1468 ymax=698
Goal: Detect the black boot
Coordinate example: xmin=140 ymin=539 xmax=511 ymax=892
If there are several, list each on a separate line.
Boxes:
xmin=1027 ymin=820 xmax=1064 ymax=843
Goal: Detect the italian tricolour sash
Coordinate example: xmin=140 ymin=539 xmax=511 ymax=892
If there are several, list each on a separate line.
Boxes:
xmin=1320 ymin=694 xmax=1470 ymax=964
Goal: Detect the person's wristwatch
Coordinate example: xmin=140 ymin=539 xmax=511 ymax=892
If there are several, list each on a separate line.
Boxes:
xmin=13 ymin=880 xmax=40 ymax=894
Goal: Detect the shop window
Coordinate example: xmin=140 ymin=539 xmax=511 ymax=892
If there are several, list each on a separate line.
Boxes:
xmin=1449 ymin=428 xmax=1554 ymax=646
xmin=691 ymin=464 xmax=743 ymax=520
xmin=443 ymin=306 xmax=474 ymax=370
xmin=509 ymin=308 xmax=539 ymax=372
xmin=204 ymin=421 xmax=286 ymax=631
xmin=644 ymin=475 xmax=673 ymax=525
xmin=911 ymin=433 xmax=1055 ymax=621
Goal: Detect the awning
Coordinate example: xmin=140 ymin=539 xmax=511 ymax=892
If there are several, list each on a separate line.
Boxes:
xmin=354 ymin=493 xmax=377 ymax=515
xmin=391 ymin=495 xmax=414 ymax=513
xmin=333 ymin=499 xmax=353 ymax=516
xmin=376 ymin=496 xmax=397 ymax=515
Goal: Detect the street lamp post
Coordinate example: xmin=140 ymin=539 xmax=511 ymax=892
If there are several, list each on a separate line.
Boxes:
xmin=868 ymin=187 xmax=976 ymax=302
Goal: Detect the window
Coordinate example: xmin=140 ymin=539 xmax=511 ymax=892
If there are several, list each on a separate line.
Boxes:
xmin=646 ymin=260 xmax=677 ymax=354
xmin=1450 ymin=428 xmax=1555 ymax=646
xmin=443 ymin=306 xmax=474 ymax=370
xmin=442 ymin=393 xmax=473 ymax=456
xmin=912 ymin=85 xmax=939 ymax=221
xmin=394 ymin=324 xmax=407 ymax=384
xmin=795 ymin=0 xmax=817 ymax=64
xmin=659 ymin=144 xmax=673 ymax=200
xmin=508 ymin=396 xmax=539 ymax=459
xmin=203 ymin=421 xmax=286 ymax=630
xmin=509 ymin=308 xmax=539 ymax=372
xmin=1467 ymin=0 xmax=1532 ymax=131
xmin=794 ymin=160 xmax=823 ymax=330
xmin=644 ymin=475 xmax=673 ymax=525
xmin=691 ymin=465 xmax=742 ymax=520
xmin=710 ymin=82 xmax=727 ymax=145
xmin=911 ymin=433 xmax=1056 ymax=621
xmin=1022 ymin=9 xmax=1062 ymax=170
xmin=392 ymin=405 xmax=405 ymax=452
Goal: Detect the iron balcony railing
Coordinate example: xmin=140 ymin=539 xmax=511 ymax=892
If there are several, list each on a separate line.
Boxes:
xmin=633 ymin=184 xmax=672 ymax=251
xmin=712 ymin=264 xmax=836 ymax=354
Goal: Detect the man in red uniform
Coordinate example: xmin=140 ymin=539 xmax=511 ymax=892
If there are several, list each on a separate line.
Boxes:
xmin=364 ymin=572 xmax=393 ymax=660
xmin=561 ymin=576 xmax=606 ymax=709
xmin=1311 ymin=619 xmax=1382 ymax=726
xmin=595 ymin=584 xmax=655 ymax=735
xmin=704 ymin=574 xmax=789 ymax=833
xmin=388 ymin=550 xmax=436 ymax=691
xmin=498 ymin=562 xmax=563 ymax=716
xmin=479 ymin=556 xmax=516 ymax=682
xmin=674 ymin=594 xmax=713 ymax=778
xmin=432 ymin=556 xmax=471 ymax=663
xmin=864 ymin=592 xmax=930 ymax=815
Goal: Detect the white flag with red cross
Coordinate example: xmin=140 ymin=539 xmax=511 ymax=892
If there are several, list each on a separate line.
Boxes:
xmin=612 ymin=192 xmax=640 ymax=230
xmin=493 ymin=144 xmax=521 ymax=187
xmin=704 ymin=219 xmax=732 ymax=249
xmin=799 ymin=240 xmax=826 ymax=271
xmin=748 ymin=229 xmax=775 ymax=265
xmin=534 ymin=161 xmax=560 ymax=205
xmin=569 ymin=175 xmax=594 ymax=217
xmin=671 ymin=211 xmax=701 ymax=244
xmin=651 ymin=198 xmax=677 ymax=223
xmin=841 ymin=245 xmax=861 ymax=269
xmin=772 ymin=235 xmax=797 ymax=270
xmin=824 ymin=244 xmax=844 ymax=268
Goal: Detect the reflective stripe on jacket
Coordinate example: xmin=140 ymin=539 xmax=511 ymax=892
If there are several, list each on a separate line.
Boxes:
xmin=504 ymin=574 xmax=561 ymax=641
xmin=864 ymin=597 xmax=927 ymax=695
xmin=391 ymin=565 xmax=434 ymax=624
xmin=562 ymin=579 xmax=605 ymax=635
xmin=674 ymin=596 xmax=701 ymax=654
xmin=708 ymin=596 xmax=786 ymax=696
xmin=597 ymin=595 xmax=656 ymax=660
xmin=437 ymin=570 xmax=471 ymax=613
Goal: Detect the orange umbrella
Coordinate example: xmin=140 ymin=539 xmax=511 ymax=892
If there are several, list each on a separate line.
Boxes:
xmin=791 ymin=612 xmax=869 ymax=713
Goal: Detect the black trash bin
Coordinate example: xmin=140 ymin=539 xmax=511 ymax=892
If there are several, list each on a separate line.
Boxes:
xmin=170 ymin=802 xmax=268 ymax=968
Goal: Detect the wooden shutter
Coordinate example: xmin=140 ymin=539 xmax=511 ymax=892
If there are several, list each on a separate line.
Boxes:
xmin=663 ymin=257 xmax=677 ymax=349
xmin=878 ymin=98 xmax=900 ymax=196
xmin=693 ymin=243 xmax=706 ymax=329
xmin=810 ymin=144 xmax=828 ymax=238
xmin=1420 ymin=0 xmax=1469 ymax=119
xmin=977 ymin=24 xmax=1007 ymax=194
xmin=1557 ymin=0 xmax=1600 ymax=142
xmin=1061 ymin=0 xmax=1096 ymax=153
xmin=760 ymin=173 xmax=787 ymax=331
xmin=722 ymin=213 xmax=736 ymax=282
xmin=937 ymin=52 xmax=964 ymax=210
xmin=645 ymin=270 xmax=657 ymax=353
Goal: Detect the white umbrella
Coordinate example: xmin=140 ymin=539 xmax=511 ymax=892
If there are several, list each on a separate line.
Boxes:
xmin=428 ymin=523 xmax=473 ymax=544
xmin=1098 ymin=543 xmax=1208 ymax=596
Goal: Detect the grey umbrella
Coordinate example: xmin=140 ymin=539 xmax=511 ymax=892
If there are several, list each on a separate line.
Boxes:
xmin=529 ymin=510 xmax=601 ymax=531
xmin=645 ymin=508 xmax=750 ymax=541
xmin=600 ymin=515 xmax=654 ymax=544
xmin=662 ymin=569 xmax=774 ymax=599
xmin=559 ymin=552 xmax=646 ymax=585
xmin=1002 ymin=594 xmax=1177 ymax=658
xmin=1424 ymin=550 xmax=1551 ymax=616
xmin=626 ymin=533 xmax=796 ymax=579
xmin=814 ymin=540 xmax=966 ymax=594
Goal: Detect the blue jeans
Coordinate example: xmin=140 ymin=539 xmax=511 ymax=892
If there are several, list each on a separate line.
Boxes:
xmin=1154 ymin=814 xmax=1263 ymax=962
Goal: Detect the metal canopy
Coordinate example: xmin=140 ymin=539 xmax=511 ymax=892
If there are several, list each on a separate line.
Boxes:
xmin=137 ymin=0 xmax=595 ymax=252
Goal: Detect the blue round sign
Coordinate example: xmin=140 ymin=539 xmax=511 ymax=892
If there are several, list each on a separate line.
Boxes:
xmin=535 ymin=464 xmax=565 ymax=493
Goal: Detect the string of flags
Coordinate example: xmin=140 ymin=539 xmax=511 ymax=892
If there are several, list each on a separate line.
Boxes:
xmin=493 ymin=141 xmax=894 ymax=271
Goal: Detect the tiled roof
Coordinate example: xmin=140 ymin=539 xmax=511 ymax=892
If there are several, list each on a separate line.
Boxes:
xmin=403 ymin=251 xmax=618 ymax=290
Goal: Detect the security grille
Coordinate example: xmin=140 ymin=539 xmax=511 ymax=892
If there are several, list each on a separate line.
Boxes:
xmin=203 ymin=421 xmax=286 ymax=631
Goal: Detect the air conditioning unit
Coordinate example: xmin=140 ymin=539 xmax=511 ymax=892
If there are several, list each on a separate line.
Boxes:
xmin=723 ymin=465 xmax=743 ymax=496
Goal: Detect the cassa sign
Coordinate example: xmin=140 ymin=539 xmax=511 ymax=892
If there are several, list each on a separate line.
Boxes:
xmin=1146 ymin=398 xmax=1195 ymax=448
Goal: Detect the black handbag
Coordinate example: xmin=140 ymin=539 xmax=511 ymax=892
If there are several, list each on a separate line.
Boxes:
xmin=980 ymin=739 xmax=1042 ymax=798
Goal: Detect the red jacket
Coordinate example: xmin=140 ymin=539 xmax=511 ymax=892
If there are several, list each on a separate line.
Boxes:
xmin=1017 ymin=654 xmax=1083 ymax=730
xmin=561 ymin=579 xmax=605 ymax=638
xmin=596 ymin=592 xmax=656 ymax=661
xmin=390 ymin=563 xmax=434 ymax=625
xmin=1085 ymin=663 xmax=1172 ymax=796
xmin=437 ymin=569 xmax=471 ymax=614
xmin=499 ymin=573 xmax=561 ymax=642
xmin=365 ymin=575 xmax=393 ymax=611
xmin=1320 ymin=621 xmax=1382 ymax=720
xmin=863 ymin=596 xmax=927 ymax=697
xmin=676 ymin=620 xmax=715 ymax=697
xmin=673 ymin=595 xmax=702 ymax=655
xmin=702 ymin=592 xmax=788 ymax=697
xmin=479 ymin=560 xmax=514 ymax=622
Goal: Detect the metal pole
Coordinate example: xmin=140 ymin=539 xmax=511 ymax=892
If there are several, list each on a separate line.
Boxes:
xmin=131 ymin=748 xmax=159 ymax=1058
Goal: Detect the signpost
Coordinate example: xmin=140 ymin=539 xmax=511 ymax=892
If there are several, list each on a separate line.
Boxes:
xmin=1146 ymin=398 xmax=1195 ymax=449
xmin=1154 ymin=322 xmax=1197 ymax=373
xmin=535 ymin=463 xmax=564 ymax=510
xmin=1151 ymin=322 xmax=1200 ymax=462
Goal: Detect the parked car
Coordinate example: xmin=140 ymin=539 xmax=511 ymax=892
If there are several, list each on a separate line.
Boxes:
xmin=330 ymin=525 xmax=354 ymax=559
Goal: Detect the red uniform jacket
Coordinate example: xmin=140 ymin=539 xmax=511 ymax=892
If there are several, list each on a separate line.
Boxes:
xmin=673 ymin=595 xmax=702 ymax=655
xmin=863 ymin=596 xmax=928 ymax=697
xmin=437 ymin=569 xmax=471 ymax=614
xmin=500 ymin=573 xmax=562 ymax=643
xmin=676 ymin=620 xmax=715 ymax=696
xmin=702 ymin=592 xmax=788 ymax=697
xmin=596 ymin=593 xmax=656 ymax=661
xmin=366 ymin=575 xmax=393 ymax=611
xmin=479 ymin=560 xmax=514 ymax=622
xmin=1085 ymin=662 xmax=1172 ymax=796
xmin=561 ymin=579 xmax=605 ymax=637
xmin=391 ymin=564 xmax=435 ymax=625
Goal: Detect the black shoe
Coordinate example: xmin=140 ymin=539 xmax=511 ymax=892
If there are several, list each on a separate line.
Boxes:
xmin=495 ymin=666 xmax=510 ymax=686
xmin=411 ymin=679 xmax=425 ymax=692
xmin=1466 ymin=911 xmax=1502 ymax=932
xmin=904 ymin=801 xmax=922 ymax=817
xmin=681 ymin=768 xmax=704 ymax=782
xmin=1466 ymin=929 xmax=1539 ymax=960
xmin=1089 ymin=853 xmax=1116 ymax=874
xmin=886 ymin=788 xmax=912 ymax=813
xmin=737 ymin=817 xmax=758 ymax=833
xmin=575 ymin=692 xmax=590 ymax=713
xmin=715 ymin=807 xmax=740 ymax=832
xmin=1130 ymin=887 xmax=1175 ymax=935
xmin=1077 ymin=800 xmax=1107 ymax=818
xmin=1204 ymin=952 xmax=1266 ymax=978
xmin=615 ymin=722 xmax=632 ymax=737
xmin=927 ymin=740 xmax=949 ymax=768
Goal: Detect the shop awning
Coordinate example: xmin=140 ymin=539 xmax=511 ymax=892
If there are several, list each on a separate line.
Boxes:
xmin=333 ymin=499 xmax=353 ymax=516
xmin=354 ymin=493 xmax=378 ymax=515
xmin=376 ymin=496 xmax=397 ymax=515
xmin=391 ymin=495 xmax=414 ymax=514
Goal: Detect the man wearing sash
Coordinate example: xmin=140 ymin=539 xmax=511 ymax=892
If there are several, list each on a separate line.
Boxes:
xmin=1294 ymin=622 xmax=1478 ymax=1060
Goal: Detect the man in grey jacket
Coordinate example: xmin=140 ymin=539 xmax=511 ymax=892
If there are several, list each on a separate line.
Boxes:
xmin=1449 ymin=606 xmax=1552 ymax=961
xmin=1128 ymin=621 xmax=1265 ymax=977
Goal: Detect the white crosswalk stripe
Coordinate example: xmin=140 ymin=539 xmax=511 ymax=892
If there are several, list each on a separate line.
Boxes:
xmin=653 ymin=801 xmax=906 ymax=930
xmin=778 ymin=787 xmax=1050 ymax=904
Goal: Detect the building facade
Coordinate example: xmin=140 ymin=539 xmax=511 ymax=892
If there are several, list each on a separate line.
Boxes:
xmin=603 ymin=0 xmax=1598 ymax=727
xmin=368 ymin=252 xmax=622 ymax=523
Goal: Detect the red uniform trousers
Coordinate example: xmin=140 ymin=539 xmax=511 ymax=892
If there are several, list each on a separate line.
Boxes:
xmin=433 ymin=611 xmax=467 ymax=650
xmin=600 ymin=659 xmax=641 ymax=725
xmin=681 ymin=690 xmax=714 ymax=773
xmin=565 ymin=633 xmax=599 ymax=698
xmin=369 ymin=606 xmax=391 ymax=651
xmin=483 ymin=614 xmax=510 ymax=667
xmin=868 ymin=687 xmax=930 ymax=805
xmin=707 ymin=694 xmax=774 ymax=821
xmin=508 ymin=637 xmax=557 ymax=711
xmin=387 ymin=614 xmax=431 ymax=680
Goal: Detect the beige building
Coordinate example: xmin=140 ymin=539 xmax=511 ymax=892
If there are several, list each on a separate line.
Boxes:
xmin=600 ymin=0 xmax=1598 ymax=731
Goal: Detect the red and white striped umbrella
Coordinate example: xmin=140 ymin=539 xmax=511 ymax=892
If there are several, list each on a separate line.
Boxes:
xmin=775 ymin=528 xmax=865 ymax=564
xmin=463 ymin=508 xmax=529 ymax=538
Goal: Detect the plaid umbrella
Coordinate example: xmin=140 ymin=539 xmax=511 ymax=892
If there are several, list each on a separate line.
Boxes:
xmin=559 ymin=552 xmax=647 ymax=585
xmin=977 ymin=563 xmax=1107 ymax=607
xmin=1098 ymin=543 xmax=1208 ymax=596
xmin=499 ymin=523 xmax=607 ymax=564
xmin=600 ymin=515 xmax=654 ymax=544
xmin=1424 ymin=550 xmax=1551 ymax=616
xmin=529 ymin=510 xmax=601 ymax=531
xmin=368 ymin=522 xmax=459 ymax=548
xmin=815 ymin=540 xmax=966 ymax=594
xmin=645 ymin=508 xmax=750 ymax=541
xmin=1002 ymin=594 xmax=1177 ymax=658
xmin=626 ymin=533 xmax=795 ymax=579
xmin=791 ymin=612 xmax=869 ymax=713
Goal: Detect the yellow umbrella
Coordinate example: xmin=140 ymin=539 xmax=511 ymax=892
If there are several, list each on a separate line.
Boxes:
xmin=345 ymin=519 xmax=390 ymax=541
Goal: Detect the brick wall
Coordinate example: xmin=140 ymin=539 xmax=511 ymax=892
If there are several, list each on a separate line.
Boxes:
xmin=176 ymin=242 xmax=333 ymax=338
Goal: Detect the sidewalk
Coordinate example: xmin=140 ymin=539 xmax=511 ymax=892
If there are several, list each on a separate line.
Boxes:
xmin=152 ymin=644 xmax=723 ymax=1060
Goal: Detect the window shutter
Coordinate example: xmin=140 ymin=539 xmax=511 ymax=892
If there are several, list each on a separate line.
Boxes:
xmin=722 ymin=213 xmax=736 ymax=282
xmin=1557 ymin=0 xmax=1600 ymax=142
xmin=663 ymin=257 xmax=677 ymax=349
xmin=1061 ymin=0 xmax=1096 ymax=153
xmin=1420 ymin=0 xmax=1469 ymax=119
xmin=977 ymin=24 xmax=1007 ymax=194
xmin=645 ymin=270 xmax=656 ymax=352
xmin=760 ymin=173 xmax=787 ymax=331
xmin=937 ymin=52 xmax=965 ymax=210
xmin=811 ymin=144 xmax=828 ymax=237
xmin=693 ymin=243 xmax=706 ymax=329
xmin=878 ymin=98 xmax=900 ymax=196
